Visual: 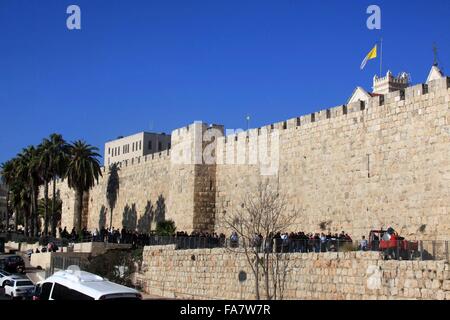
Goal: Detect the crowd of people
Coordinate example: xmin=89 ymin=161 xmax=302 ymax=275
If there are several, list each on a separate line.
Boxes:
xmin=38 ymin=227 xmax=356 ymax=253
xmin=3 ymin=223 xmax=363 ymax=254
xmin=228 ymin=231 xmax=355 ymax=253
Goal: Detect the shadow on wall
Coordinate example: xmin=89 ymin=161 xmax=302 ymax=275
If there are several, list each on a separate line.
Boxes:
xmin=155 ymin=195 xmax=166 ymax=224
xmin=137 ymin=201 xmax=154 ymax=234
xmin=122 ymin=204 xmax=137 ymax=230
xmin=99 ymin=205 xmax=107 ymax=229
xmin=120 ymin=195 xmax=166 ymax=232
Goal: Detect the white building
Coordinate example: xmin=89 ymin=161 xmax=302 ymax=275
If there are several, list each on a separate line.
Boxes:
xmin=104 ymin=132 xmax=171 ymax=167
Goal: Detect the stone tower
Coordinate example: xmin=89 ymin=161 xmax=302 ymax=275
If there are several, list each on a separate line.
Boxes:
xmin=372 ymin=70 xmax=409 ymax=94
xmin=168 ymin=121 xmax=224 ymax=232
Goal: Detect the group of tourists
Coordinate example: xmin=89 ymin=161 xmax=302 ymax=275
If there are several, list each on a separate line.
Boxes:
xmin=5 ymin=223 xmax=361 ymax=254
xmin=228 ymin=231 xmax=354 ymax=253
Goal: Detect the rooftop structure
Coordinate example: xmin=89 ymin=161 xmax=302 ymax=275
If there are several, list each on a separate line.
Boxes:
xmin=104 ymin=132 xmax=171 ymax=167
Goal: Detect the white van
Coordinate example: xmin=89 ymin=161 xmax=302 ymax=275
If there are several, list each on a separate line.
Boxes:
xmin=34 ymin=269 xmax=142 ymax=300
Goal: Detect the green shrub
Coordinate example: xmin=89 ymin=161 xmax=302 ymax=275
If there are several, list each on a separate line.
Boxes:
xmin=84 ymin=248 xmax=143 ymax=287
xmin=155 ymin=220 xmax=176 ymax=236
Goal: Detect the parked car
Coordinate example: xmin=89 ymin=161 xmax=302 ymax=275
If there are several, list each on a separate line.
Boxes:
xmin=0 ymin=274 xmax=26 ymax=287
xmin=3 ymin=278 xmax=35 ymax=299
xmin=34 ymin=269 xmax=142 ymax=300
xmin=0 ymin=255 xmax=25 ymax=273
xmin=0 ymin=269 xmax=13 ymax=286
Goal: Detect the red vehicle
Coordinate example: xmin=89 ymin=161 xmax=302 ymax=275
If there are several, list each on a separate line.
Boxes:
xmin=368 ymin=229 xmax=418 ymax=260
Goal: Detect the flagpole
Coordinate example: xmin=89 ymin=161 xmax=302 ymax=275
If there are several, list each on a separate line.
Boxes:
xmin=380 ymin=38 xmax=383 ymax=77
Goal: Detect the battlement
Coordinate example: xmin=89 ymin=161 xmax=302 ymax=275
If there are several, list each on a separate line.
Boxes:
xmin=217 ymin=77 xmax=449 ymax=145
xmin=96 ymin=76 xmax=449 ymax=174
xmin=102 ymin=149 xmax=171 ymax=173
xmin=372 ymin=70 xmax=410 ymax=94
xmin=373 ymin=71 xmax=409 ymax=85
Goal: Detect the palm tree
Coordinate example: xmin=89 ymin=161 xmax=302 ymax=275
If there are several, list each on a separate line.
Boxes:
xmin=38 ymin=195 xmax=62 ymax=230
xmin=0 ymin=160 xmax=15 ymax=231
xmin=15 ymin=147 xmax=42 ymax=237
xmin=106 ymin=163 xmax=120 ymax=230
xmin=48 ymin=134 xmax=69 ymax=236
xmin=66 ymin=140 xmax=102 ymax=234
xmin=39 ymin=134 xmax=69 ymax=236
xmin=9 ymin=179 xmax=30 ymax=234
xmin=37 ymin=139 xmax=53 ymax=235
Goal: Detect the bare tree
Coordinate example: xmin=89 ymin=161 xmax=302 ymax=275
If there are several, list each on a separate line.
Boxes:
xmin=220 ymin=179 xmax=297 ymax=300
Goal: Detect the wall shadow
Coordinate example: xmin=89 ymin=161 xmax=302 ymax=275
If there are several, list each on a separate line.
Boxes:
xmin=122 ymin=203 xmax=137 ymax=231
xmin=99 ymin=205 xmax=107 ymax=229
xmin=137 ymin=201 xmax=154 ymax=233
xmin=155 ymin=195 xmax=166 ymax=224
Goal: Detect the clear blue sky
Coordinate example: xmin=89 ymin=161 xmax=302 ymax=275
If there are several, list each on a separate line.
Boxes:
xmin=1 ymin=0 xmax=449 ymax=163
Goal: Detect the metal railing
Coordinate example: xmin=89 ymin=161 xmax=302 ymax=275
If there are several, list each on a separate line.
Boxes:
xmin=140 ymin=237 xmax=450 ymax=261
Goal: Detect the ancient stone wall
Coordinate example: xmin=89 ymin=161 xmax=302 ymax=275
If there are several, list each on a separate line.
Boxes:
xmin=50 ymin=77 xmax=450 ymax=240
xmin=86 ymin=152 xmax=172 ymax=232
xmin=215 ymin=78 xmax=450 ymax=240
xmin=139 ymin=245 xmax=450 ymax=300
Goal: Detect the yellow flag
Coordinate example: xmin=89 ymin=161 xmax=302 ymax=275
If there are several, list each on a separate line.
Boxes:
xmin=360 ymin=45 xmax=377 ymax=70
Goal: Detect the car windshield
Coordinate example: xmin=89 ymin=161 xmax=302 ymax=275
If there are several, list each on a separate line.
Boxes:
xmin=17 ymin=280 xmax=34 ymax=286
xmin=9 ymin=256 xmax=22 ymax=262
xmin=0 ymin=270 xmax=12 ymax=276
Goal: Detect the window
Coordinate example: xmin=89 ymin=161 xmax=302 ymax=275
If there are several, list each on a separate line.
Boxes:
xmin=51 ymin=283 xmax=70 ymax=300
xmin=148 ymin=141 xmax=152 ymax=150
xmin=51 ymin=282 xmax=94 ymax=300
xmin=168 ymin=142 xmax=171 ymax=149
xmin=108 ymin=148 xmax=110 ymax=155
xmin=66 ymin=289 xmax=95 ymax=300
xmin=132 ymin=143 xmax=134 ymax=152
xmin=326 ymin=109 xmax=331 ymax=119
xmin=40 ymin=283 xmax=53 ymax=300
xmin=139 ymin=141 xmax=142 ymax=150
xmin=158 ymin=142 xmax=162 ymax=151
